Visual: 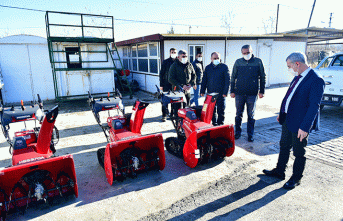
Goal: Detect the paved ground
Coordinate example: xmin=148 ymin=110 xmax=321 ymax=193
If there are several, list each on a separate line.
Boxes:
xmin=0 ymin=86 xmax=342 ymax=221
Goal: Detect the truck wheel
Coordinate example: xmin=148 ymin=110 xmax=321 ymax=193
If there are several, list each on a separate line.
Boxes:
xmin=320 ymin=105 xmax=324 ymax=111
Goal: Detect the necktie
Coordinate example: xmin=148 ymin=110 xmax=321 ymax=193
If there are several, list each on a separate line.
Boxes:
xmin=281 ymin=75 xmax=302 ymax=113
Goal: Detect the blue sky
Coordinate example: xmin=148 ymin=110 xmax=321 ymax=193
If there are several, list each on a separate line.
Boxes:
xmin=0 ymin=0 xmax=342 ymax=41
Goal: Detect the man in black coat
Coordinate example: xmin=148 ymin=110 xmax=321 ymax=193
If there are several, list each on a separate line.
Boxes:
xmin=159 ymin=48 xmax=177 ymax=121
xmin=168 ymin=49 xmax=196 ymax=107
xmin=200 ymin=52 xmax=230 ymax=125
xmin=190 ymin=52 xmax=204 ymax=106
xmin=230 ymin=45 xmax=266 ymax=142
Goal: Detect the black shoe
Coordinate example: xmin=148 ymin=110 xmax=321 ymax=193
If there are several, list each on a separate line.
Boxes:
xmin=234 ymin=133 xmax=241 ymax=140
xmin=161 ymin=117 xmax=166 ymax=122
xmin=283 ymin=177 xmax=301 ymax=190
xmin=248 ymin=136 xmax=254 ymax=142
xmin=262 ymin=168 xmax=285 ymax=180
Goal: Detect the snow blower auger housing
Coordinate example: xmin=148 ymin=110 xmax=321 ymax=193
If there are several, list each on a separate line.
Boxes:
xmin=0 ymin=101 xmax=78 ymax=220
xmin=156 ymin=86 xmax=235 ymax=168
xmin=88 ymin=91 xmax=165 ymax=185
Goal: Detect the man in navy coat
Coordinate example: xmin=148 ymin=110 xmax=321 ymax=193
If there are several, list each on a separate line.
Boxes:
xmin=200 ymin=52 xmax=230 ymax=125
xmin=263 ymin=52 xmax=325 ymax=190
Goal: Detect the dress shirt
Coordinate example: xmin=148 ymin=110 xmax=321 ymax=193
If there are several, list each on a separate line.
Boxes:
xmin=285 ymin=67 xmax=311 ymax=113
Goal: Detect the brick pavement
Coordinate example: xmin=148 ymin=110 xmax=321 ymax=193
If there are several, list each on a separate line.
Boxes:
xmin=239 ymin=104 xmax=343 ymax=169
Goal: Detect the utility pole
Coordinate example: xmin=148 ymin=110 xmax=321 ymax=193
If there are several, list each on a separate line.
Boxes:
xmin=307 ymin=0 xmax=317 ymax=35
xmin=276 ymin=4 xmax=280 ymax=33
xmin=329 ymin=13 xmax=333 ymax=28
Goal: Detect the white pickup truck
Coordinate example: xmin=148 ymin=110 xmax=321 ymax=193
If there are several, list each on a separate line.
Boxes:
xmin=315 ymin=52 xmax=343 ymax=109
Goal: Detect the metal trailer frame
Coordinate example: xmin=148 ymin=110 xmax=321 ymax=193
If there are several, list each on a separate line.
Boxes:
xmin=45 ymin=11 xmax=133 ymax=101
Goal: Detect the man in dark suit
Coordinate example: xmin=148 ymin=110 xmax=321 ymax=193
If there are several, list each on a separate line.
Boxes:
xmin=159 ymin=48 xmax=177 ymax=121
xmin=263 ymin=52 xmax=325 ymax=190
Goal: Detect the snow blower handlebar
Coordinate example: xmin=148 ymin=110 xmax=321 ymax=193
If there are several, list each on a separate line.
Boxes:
xmin=37 ymin=94 xmax=43 ymax=109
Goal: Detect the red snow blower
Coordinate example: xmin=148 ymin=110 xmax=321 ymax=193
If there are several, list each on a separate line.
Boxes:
xmin=156 ymin=85 xmax=235 ymax=168
xmin=0 ymin=96 xmax=78 ymax=220
xmin=88 ymin=91 xmax=165 ymax=185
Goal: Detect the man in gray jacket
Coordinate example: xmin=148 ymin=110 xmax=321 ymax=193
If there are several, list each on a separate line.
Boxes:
xmin=230 ymin=45 xmax=266 ymax=142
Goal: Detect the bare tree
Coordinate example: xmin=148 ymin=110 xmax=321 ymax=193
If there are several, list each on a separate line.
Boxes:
xmin=167 ymin=26 xmax=175 ymax=34
xmin=0 ymin=28 xmax=10 ymax=38
xmin=221 ymin=11 xmax=235 ymax=34
xmin=84 ymin=7 xmax=112 ymax=38
xmin=262 ymin=16 xmax=276 ymax=34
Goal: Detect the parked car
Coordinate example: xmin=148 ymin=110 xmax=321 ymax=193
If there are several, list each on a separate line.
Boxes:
xmin=315 ymin=52 xmax=343 ymax=109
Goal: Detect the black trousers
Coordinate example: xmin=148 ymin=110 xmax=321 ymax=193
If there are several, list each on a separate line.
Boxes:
xmin=212 ymin=96 xmax=226 ymax=125
xmin=161 ymin=85 xmax=172 ymax=117
xmin=276 ymin=122 xmax=308 ymax=180
xmin=184 ymin=92 xmax=191 ymax=107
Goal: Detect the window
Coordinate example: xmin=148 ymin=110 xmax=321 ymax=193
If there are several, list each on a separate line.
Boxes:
xmin=132 ymin=59 xmax=138 ymax=71
xmin=149 ymin=59 xmax=158 ymax=73
xmin=128 ymin=42 xmax=160 ymax=74
xmin=318 ymin=56 xmax=333 ymax=69
xmin=65 ymin=47 xmax=82 ymax=69
xmin=188 ymin=45 xmax=204 ymax=63
xmin=123 ymin=59 xmax=129 ymax=69
xmin=332 ymin=55 xmax=343 ymax=67
xmin=122 ymin=47 xmax=131 ymax=70
xmin=149 ymin=43 xmax=158 ymax=56
xmin=138 ymin=59 xmax=148 ymax=72
xmin=138 ymin=44 xmax=148 ymax=57
xmin=132 ymin=45 xmax=137 ymax=57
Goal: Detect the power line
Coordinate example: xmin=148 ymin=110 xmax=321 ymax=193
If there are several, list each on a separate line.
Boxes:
xmin=113 ymin=18 xmax=220 ymax=28
xmin=278 ymin=4 xmax=310 ymax=11
xmin=0 ymin=27 xmax=43 ymax=29
xmin=0 ymin=4 xmax=45 ymax=12
xmin=0 ymin=4 xmax=221 ymax=28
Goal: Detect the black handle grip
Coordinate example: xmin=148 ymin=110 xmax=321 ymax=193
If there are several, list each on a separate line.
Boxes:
xmin=37 ymin=94 xmax=43 ymax=109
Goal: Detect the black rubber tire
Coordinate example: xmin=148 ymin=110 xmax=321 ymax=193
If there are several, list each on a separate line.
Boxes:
xmin=165 ymin=137 xmax=184 ymax=158
xmin=97 ymin=148 xmax=106 ymax=169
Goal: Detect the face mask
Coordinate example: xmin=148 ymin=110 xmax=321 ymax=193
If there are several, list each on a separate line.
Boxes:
xmin=197 ymin=57 xmax=203 ymax=62
xmin=181 ymin=57 xmax=188 ymax=64
xmin=213 ymin=59 xmax=220 ymax=66
xmin=288 ymin=68 xmax=298 ymax=77
xmin=171 ymin=54 xmax=177 ymax=59
xmin=243 ymin=54 xmax=252 ymax=61
xmin=288 ymin=63 xmax=299 ymax=76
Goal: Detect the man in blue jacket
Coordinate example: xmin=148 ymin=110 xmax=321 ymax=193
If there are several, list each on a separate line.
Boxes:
xmin=200 ymin=52 xmax=230 ymax=125
xmin=230 ymin=45 xmax=266 ymax=142
xmin=263 ymin=52 xmax=325 ymax=190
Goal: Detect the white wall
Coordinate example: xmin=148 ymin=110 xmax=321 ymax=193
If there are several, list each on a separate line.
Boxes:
xmin=117 ymin=38 xmax=308 ymax=94
xmin=269 ymin=41 xmax=307 ymax=85
xmin=164 ymin=40 xmax=225 ymax=68
xmin=0 ymin=35 xmax=55 ymax=104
